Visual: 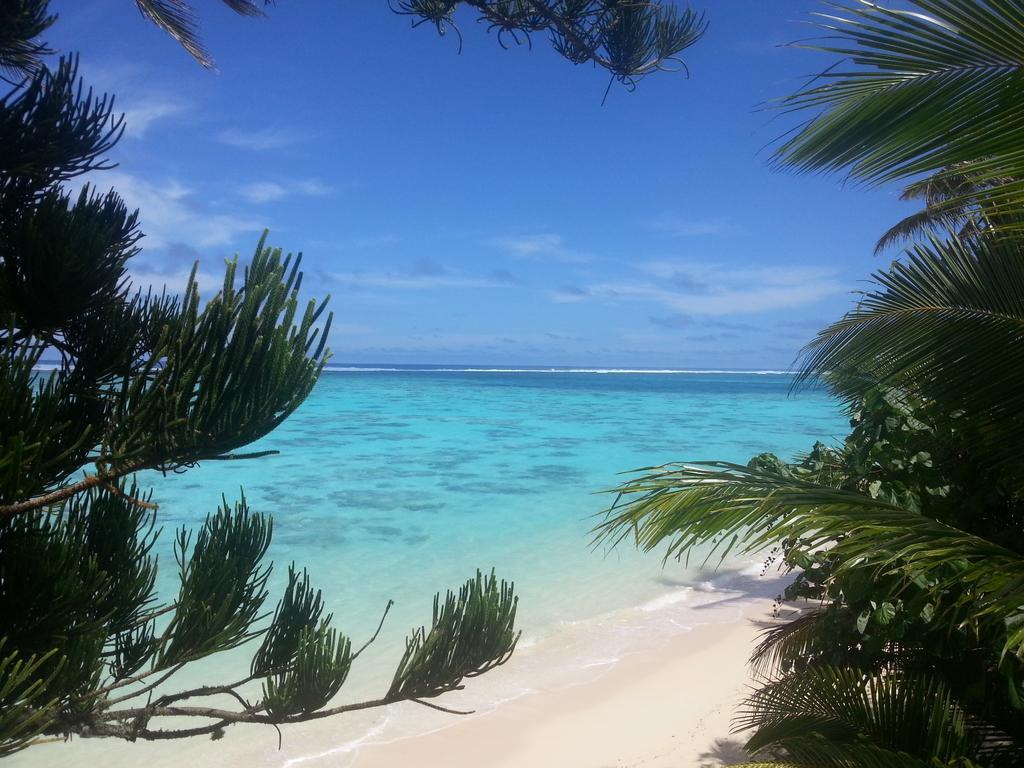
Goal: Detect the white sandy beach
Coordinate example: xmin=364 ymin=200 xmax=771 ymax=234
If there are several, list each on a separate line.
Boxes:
xmin=13 ymin=577 xmax=779 ymax=768
xmin=350 ymin=603 xmax=769 ymax=768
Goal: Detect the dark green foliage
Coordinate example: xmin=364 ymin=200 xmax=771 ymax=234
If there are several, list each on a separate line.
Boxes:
xmin=873 ymin=162 xmax=1015 ymax=255
xmin=599 ymin=5 xmax=1024 ymax=766
xmin=772 ymin=0 xmax=1024 ymax=233
xmin=0 ymin=1 xmax=529 ymax=753
xmin=0 ymin=55 xmax=122 ymax=205
xmin=156 ymin=498 xmax=272 ymax=668
xmin=4 ymin=185 xmax=140 ymax=334
xmin=740 ymin=667 xmax=974 ymax=765
xmin=390 ymin=570 xmax=519 ymax=699
xmin=0 ymin=0 xmax=55 ymax=81
xmin=252 ymin=565 xmax=326 ymax=678
xmin=796 ymin=233 xmax=1024 ymax=491
xmin=391 ymin=1 xmax=707 ymax=92
xmin=261 ymin=626 xmax=353 ymax=718
xmin=0 ymin=643 xmax=60 ymax=758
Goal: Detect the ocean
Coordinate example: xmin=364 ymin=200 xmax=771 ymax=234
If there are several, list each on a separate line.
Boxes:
xmin=16 ymin=366 xmax=848 ymax=767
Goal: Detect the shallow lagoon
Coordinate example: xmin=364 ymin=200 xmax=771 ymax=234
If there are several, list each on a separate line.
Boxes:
xmin=15 ymin=367 xmax=850 ymax=767
xmin=139 ymin=368 xmax=846 ymax=686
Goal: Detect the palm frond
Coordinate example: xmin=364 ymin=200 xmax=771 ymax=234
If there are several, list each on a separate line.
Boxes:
xmin=594 ymin=463 xmax=1024 ymax=656
xmin=773 ymin=0 xmax=1024 ymax=228
xmin=750 ymin=610 xmax=827 ymax=680
xmin=872 ymin=208 xmax=966 ymax=254
xmin=796 ymin=232 xmax=1024 ymax=486
xmin=874 ymin=162 xmax=1012 ymax=253
xmin=739 ymin=666 xmax=972 ymax=763
xmin=134 ymin=0 xmax=269 ymax=68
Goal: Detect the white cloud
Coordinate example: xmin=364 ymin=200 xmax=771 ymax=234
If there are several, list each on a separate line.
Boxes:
xmin=553 ymin=261 xmax=843 ymax=316
xmin=294 ymin=179 xmax=331 ymax=195
xmin=120 ymin=98 xmax=188 ymax=139
xmin=85 ymin=171 xmax=262 ymax=250
xmin=489 ymin=233 xmax=591 ymax=263
xmin=327 ymin=270 xmax=507 ymax=291
xmin=239 ymin=182 xmax=287 ymax=203
xmin=218 ymin=127 xmax=308 ymax=151
xmin=649 ymin=214 xmax=731 ymax=237
xmin=75 ymin=62 xmax=188 ymax=139
xmin=126 ymin=266 xmax=226 ymax=296
xmin=238 ymin=179 xmax=332 ymax=204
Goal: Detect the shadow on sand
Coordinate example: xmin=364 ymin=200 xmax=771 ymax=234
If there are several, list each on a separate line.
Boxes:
xmin=698 ymin=736 xmax=751 ymax=767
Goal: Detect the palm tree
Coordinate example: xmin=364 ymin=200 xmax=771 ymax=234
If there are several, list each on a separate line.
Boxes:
xmin=597 ymin=2 xmax=1024 ymax=764
xmin=874 ymin=162 xmax=1014 ymax=254
xmin=773 ymin=0 xmax=1024 ymax=235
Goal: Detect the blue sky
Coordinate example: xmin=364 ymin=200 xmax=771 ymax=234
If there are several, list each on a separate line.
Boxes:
xmin=47 ymin=0 xmax=912 ymax=368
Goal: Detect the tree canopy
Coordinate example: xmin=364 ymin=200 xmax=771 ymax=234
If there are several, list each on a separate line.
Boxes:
xmin=599 ymin=2 xmax=1024 ymax=765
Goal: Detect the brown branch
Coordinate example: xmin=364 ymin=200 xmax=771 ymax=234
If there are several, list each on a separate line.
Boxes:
xmin=99 ymin=696 xmax=398 ymax=728
xmin=103 ymin=663 xmax=186 ymax=708
xmin=352 ymin=599 xmax=393 ymax=660
xmin=101 ymin=480 xmax=159 ymax=510
xmin=0 ymin=467 xmax=137 ymax=518
xmin=152 ymin=670 xmax=270 ymax=708
xmin=412 ymin=698 xmax=474 ymax=715
xmin=0 ymin=446 xmax=277 ymax=517
xmin=138 ymin=719 xmax=233 ymax=741
xmin=520 ymin=0 xmax=613 ymax=70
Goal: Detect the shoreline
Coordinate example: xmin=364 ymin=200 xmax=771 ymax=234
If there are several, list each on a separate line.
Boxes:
xmin=289 ymin=575 xmax=782 ymax=768
xmin=12 ymin=574 xmax=782 ymax=768
xmin=346 ymin=599 xmax=773 ymax=768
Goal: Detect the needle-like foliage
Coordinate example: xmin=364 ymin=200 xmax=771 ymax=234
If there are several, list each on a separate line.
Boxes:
xmin=0 ymin=1 xmax=536 ymax=754
xmin=131 ymin=0 xmax=709 ymax=97
xmin=393 ymin=1 xmax=707 ymax=95
xmin=390 ymin=569 xmax=520 ymax=700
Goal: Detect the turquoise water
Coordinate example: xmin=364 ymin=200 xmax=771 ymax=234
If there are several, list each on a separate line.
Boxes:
xmin=17 ymin=367 xmax=849 ymax=768
xmin=136 ymin=368 xmax=846 ymax=687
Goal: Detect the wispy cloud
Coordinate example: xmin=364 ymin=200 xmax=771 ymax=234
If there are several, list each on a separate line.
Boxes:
xmin=328 ymin=259 xmax=514 ymax=291
xmin=77 ymin=62 xmax=188 ymax=139
xmin=238 ymin=179 xmax=332 ymax=204
xmin=551 ymin=285 xmax=591 ymax=303
xmin=489 ymin=234 xmax=591 ymax=263
xmin=120 ymin=243 xmax=227 ymax=295
xmin=648 ymin=313 xmax=693 ymax=329
xmin=121 ymin=98 xmax=189 ymax=139
xmin=552 ymin=261 xmax=843 ymax=316
xmin=648 ymin=214 xmax=731 ymax=237
xmin=84 ymin=171 xmax=261 ymax=251
xmin=239 ymin=182 xmax=287 ymax=203
xmin=218 ymin=127 xmax=309 ymax=151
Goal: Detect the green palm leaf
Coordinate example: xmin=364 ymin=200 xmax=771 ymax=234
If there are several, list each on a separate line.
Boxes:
xmin=773 ymin=0 xmax=1024 ymax=228
xmin=133 ymin=0 xmax=267 ymax=68
xmin=739 ymin=666 xmax=971 ymax=761
xmin=796 ymin=232 xmax=1024 ymax=486
xmin=594 ymin=463 xmax=1024 ymax=656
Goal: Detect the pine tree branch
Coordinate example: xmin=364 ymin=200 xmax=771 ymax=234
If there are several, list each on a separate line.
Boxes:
xmin=100 ymin=480 xmax=158 ymax=510
xmin=0 ymin=447 xmax=279 ymax=517
xmin=517 ymin=0 xmax=614 ymax=70
xmin=102 ymin=664 xmax=186 ymax=708
xmin=0 ymin=468 xmax=142 ymax=518
xmin=98 ymin=694 xmax=397 ymax=730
